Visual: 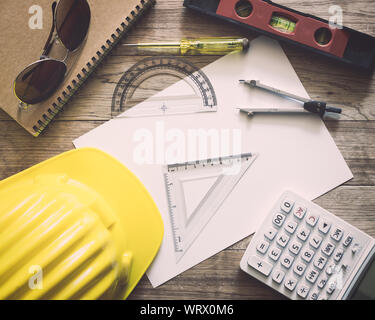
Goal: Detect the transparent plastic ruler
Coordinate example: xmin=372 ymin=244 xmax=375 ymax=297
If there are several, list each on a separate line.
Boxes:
xmin=163 ymin=153 xmax=257 ymax=262
xmin=112 ymin=56 xmax=217 ymax=118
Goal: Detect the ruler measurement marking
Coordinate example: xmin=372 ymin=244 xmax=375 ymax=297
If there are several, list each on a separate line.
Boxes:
xmin=164 ymin=172 xmax=183 ymax=252
xmin=164 ymin=153 xmax=257 ymax=261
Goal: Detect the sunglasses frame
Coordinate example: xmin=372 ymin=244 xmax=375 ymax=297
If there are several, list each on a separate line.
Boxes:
xmin=14 ymin=0 xmax=91 ymax=106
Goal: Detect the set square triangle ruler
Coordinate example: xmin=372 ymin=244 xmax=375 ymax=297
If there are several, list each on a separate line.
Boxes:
xmin=163 ymin=153 xmax=258 ymax=262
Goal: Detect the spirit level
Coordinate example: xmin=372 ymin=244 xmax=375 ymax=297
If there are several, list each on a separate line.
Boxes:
xmin=183 ymin=0 xmax=375 ymax=70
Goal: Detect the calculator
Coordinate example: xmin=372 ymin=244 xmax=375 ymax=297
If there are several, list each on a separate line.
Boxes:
xmin=240 ymin=191 xmax=375 ymax=300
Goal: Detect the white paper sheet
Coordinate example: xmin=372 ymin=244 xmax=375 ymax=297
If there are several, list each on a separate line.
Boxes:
xmin=73 ymin=37 xmax=353 ymax=287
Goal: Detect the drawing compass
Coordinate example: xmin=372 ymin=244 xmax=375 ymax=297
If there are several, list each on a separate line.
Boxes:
xmin=238 ymin=80 xmax=342 ymax=118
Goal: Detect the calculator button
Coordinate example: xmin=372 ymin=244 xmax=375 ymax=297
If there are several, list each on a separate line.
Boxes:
xmin=268 ymin=246 xmax=282 ymax=262
xmin=334 ymin=248 xmax=344 ymax=262
xmin=293 ymin=205 xmax=307 ymax=219
xmin=265 ymin=227 xmax=278 ymax=241
xmin=317 ymin=273 xmax=328 ymax=289
xmin=273 ymin=213 xmax=286 ymax=228
xmin=293 ymin=261 xmax=307 ymax=276
xmin=321 ymin=241 xmax=336 ymax=257
xmin=352 ymin=243 xmax=361 ymax=255
xmin=257 ymin=240 xmax=270 ymax=254
xmin=306 ymin=212 xmax=319 ymax=227
xmin=301 ymin=248 xmax=315 ymax=263
xmin=305 ymin=267 xmax=319 ymax=284
xmin=284 ymin=276 xmax=298 ymax=291
xmin=327 ymin=281 xmax=336 ymax=295
xmin=272 ymin=269 xmax=285 ymax=284
xmin=248 ymin=256 xmax=273 ymax=276
xmin=330 ymin=227 xmax=344 ymax=242
xmin=343 ymin=234 xmax=353 ymax=247
xmin=318 ymin=220 xmax=331 ymax=234
xmin=309 ymin=233 xmax=323 ymax=249
xmin=281 ymin=198 xmax=294 ymax=213
xmin=289 ymin=240 xmax=303 ymax=255
xmin=309 ymin=289 xmax=320 ymax=300
xmin=313 ymin=254 xmax=328 ymax=270
xmin=281 ymin=253 xmax=295 ymax=269
xmin=326 ymin=264 xmax=337 ymax=276
xmin=284 ymin=221 xmax=298 ymax=234
xmin=297 ymin=284 xmax=310 ymax=299
xmin=297 ymin=226 xmax=310 ymax=242
xmin=276 ymin=233 xmax=290 ymax=248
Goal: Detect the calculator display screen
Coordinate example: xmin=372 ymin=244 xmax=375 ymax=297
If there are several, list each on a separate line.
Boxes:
xmin=351 ymin=256 xmax=375 ymax=300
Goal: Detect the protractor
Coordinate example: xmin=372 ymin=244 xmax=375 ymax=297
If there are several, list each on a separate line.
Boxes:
xmin=111 ymin=56 xmax=217 ymax=118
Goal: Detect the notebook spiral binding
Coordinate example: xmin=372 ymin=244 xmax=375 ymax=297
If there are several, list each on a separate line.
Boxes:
xmin=32 ymin=0 xmax=156 ymax=136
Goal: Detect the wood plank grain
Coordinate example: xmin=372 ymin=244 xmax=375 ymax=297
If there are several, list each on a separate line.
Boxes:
xmin=0 ymin=0 xmax=374 ymax=301
xmin=1 ymin=1 xmax=374 ymax=122
xmin=129 ymin=186 xmax=375 ymax=300
xmin=1 ymin=119 xmax=375 ymax=235
xmin=2 ymin=120 xmax=374 ymax=184
xmin=129 ymin=250 xmax=284 ymax=300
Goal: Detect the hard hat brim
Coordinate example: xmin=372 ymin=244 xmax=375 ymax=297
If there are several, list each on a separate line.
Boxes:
xmin=0 ymin=147 xmax=164 ymax=299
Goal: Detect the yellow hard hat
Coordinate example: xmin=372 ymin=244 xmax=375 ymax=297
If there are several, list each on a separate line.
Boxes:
xmin=0 ymin=148 xmax=163 ymax=300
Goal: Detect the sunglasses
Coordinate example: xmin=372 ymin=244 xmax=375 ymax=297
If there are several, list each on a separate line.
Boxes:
xmin=14 ymin=0 xmax=91 ymax=105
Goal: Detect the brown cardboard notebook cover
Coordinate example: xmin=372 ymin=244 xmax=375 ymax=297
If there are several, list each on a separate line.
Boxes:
xmin=0 ymin=0 xmax=155 ymax=136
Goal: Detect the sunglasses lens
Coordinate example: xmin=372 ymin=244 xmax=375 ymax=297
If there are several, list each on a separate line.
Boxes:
xmin=55 ymin=0 xmax=91 ymax=51
xmin=14 ymin=60 xmax=66 ymax=105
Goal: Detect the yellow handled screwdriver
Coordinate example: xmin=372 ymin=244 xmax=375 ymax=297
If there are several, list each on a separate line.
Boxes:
xmin=122 ymin=37 xmax=250 ymax=55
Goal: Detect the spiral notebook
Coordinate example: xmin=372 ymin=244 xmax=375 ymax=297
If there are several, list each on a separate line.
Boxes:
xmin=0 ymin=0 xmax=155 ymax=136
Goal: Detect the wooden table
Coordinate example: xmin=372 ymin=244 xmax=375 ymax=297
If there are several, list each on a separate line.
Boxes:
xmin=1 ymin=0 xmax=374 ymax=300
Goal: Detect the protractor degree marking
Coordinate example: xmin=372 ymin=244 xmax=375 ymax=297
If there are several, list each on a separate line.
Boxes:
xmin=112 ymin=57 xmax=217 ymax=116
